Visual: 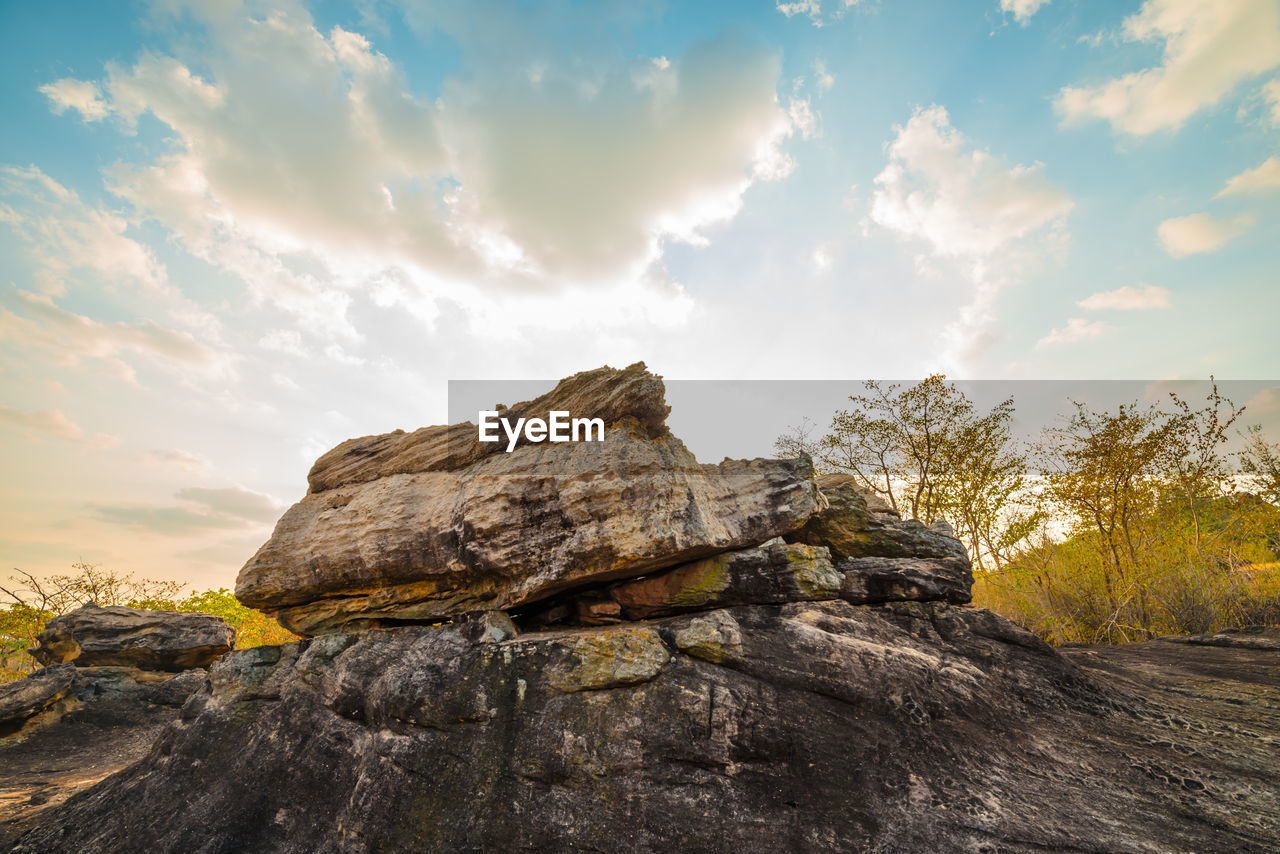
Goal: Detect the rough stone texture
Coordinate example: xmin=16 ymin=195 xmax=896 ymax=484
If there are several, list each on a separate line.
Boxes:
xmin=0 ymin=666 xmax=76 ymax=732
xmin=306 ymin=362 xmax=671 ymax=492
xmin=237 ymin=383 xmax=821 ymax=636
xmin=0 ymin=667 xmax=207 ymax=841
xmin=1159 ymin=625 xmax=1280 ymax=650
xmin=837 ymin=556 xmax=974 ymax=606
xmin=608 ymin=542 xmax=841 ymax=619
xmin=786 ymin=473 xmax=969 ymax=562
xmin=30 ymin=605 xmax=235 ymax=671
xmin=10 ymin=610 xmax=1280 ymax=853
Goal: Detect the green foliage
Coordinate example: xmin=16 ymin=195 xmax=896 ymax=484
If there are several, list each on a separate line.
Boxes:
xmin=168 ymin=588 xmax=299 ymax=648
xmin=776 ymin=376 xmax=1032 ymax=571
xmin=0 ymin=563 xmax=297 ymax=682
xmin=780 ymin=378 xmax=1280 ymax=644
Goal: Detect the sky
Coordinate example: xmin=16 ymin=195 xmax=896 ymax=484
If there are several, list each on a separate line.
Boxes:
xmin=1 ymin=0 xmax=1278 ymax=590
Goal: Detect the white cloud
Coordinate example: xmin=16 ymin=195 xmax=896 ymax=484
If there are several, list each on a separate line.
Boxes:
xmin=1078 ymin=283 xmax=1170 ymax=310
xmin=775 ymin=0 xmax=861 ymax=28
xmin=1217 ymin=155 xmax=1280 ymax=197
xmin=1265 ymin=77 xmax=1280 ymax=124
xmin=777 ymin=1 xmax=823 ymax=26
xmin=1056 ymin=0 xmax=1280 ymax=135
xmin=0 ymin=165 xmax=170 ymax=296
xmin=0 ymin=405 xmax=115 ymax=447
xmin=870 ymin=105 xmax=1073 ymax=370
xmin=1002 ymin=0 xmax=1051 ymax=25
xmin=29 ymin=5 xmax=807 ymax=358
xmin=0 ymin=291 xmax=231 ymax=380
xmin=38 ymin=78 xmax=110 ymax=121
xmin=1036 ymin=317 xmax=1112 ymax=347
xmin=813 ymin=59 xmax=835 ymax=94
xmin=142 ymin=449 xmax=213 ymax=475
xmin=1157 ymin=212 xmax=1254 ymax=257
xmin=871 ymin=105 xmax=1073 ymax=263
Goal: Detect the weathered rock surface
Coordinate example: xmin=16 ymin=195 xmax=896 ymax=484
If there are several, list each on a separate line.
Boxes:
xmin=305 ymin=362 xmax=671 ymax=492
xmin=0 ymin=666 xmax=76 ymax=732
xmin=786 ymin=473 xmax=969 ymax=562
xmin=608 ymin=541 xmax=841 ymax=619
xmin=9 ymin=611 xmax=1280 ymax=853
xmin=0 ymin=666 xmax=207 ymax=840
xmin=30 ymin=605 xmax=235 ymax=671
xmin=837 ymin=556 xmax=973 ymax=605
xmin=236 ymin=365 xmax=821 ymax=635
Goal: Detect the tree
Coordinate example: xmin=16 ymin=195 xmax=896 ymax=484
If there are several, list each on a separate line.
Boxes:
xmin=1240 ymin=424 xmax=1280 ymax=506
xmin=1035 ymin=400 xmax=1171 ymax=636
xmin=777 ymin=376 xmax=1031 ymax=570
xmin=1162 ymin=381 xmax=1244 ymax=554
xmin=1 ymin=563 xmax=297 ymax=682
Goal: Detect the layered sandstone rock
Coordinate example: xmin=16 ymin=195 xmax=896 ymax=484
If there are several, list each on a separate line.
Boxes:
xmin=236 ymin=364 xmax=821 ymax=635
xmin=30 ymin=605 xmax=235 ymax=672
xmin=786 ymin=473 xmax=969 ymax=561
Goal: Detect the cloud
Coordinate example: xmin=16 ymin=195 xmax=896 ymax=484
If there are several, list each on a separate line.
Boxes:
xmin=1217 ymin=155 xmax=1280 ymax=197
xmin=1245 ymin=386 xmax=1280 ymax=416
xmin=0 ymin=291 xmax=231 ymax=380
xmin=869 ymin=105 xmax=1073 ymax=370
xmin=90 ymin=485 xmax=282 ymax=536
xmin=0 ymin=165 xmax=170 ymax=295
xmin=1036 ymin=317 xmax=1112 ymax=347
xmin=1265 ymin=77 xmax=1280 ymax=124
xmin=0 ymin=405 xmax=115 ymax=447
xmin=870 ymin=105 xmax=1074 ymax=263
xmin=1002 ymin=0 xmax=1051 ymax=25
xmin=1157 ymin=212 xmax=1254 ymax=257
xmin=1078 ymin=284 xmax=1170 ymax=310
xmin=142 ymin=449 xmax=212 ymax=475
xmin=775 ymin=0 xmax=861 ymax=28
xmin=1056 ymin=0 xmax=1280 ymax=135
xmin=43 ymin=3 xmax=799 ymax=346
xmin=39 ymin=78 xmax=111 ymax=121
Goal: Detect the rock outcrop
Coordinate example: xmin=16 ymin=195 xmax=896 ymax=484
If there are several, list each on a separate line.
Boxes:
xmin=7 ymin=365 xmax=1278 ymax=852
xmin=236 ymin=364 xmax=821 ymax=635
xmin=31 ymin=604 xmax=235 ymax=671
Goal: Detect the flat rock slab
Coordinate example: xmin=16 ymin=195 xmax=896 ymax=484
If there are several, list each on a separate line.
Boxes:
xmin=787 ymin=473 xmax=969 ymax=562
xmin=0 ymin=667 xmax=207 ymax=843
xmin=305 ymin=362 xmax=671 ymax=492
xmin=0 ymin=666 xmax=76 ymax=731
xmin=11 ymin=607 xmax=1280 ymax=853
xmin=238 ymin=400 xmax=820 ymax=635
xmin=838 ymin=555 xmax=973 ymax=605
xmin=31 ymin=605 xmax=235 ymax=671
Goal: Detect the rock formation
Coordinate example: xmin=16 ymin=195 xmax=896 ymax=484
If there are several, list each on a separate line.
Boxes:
xmin=1 ymin=605 xmax=234 ymax=834
xmin=236 ymin=363 xmax=821 ymax=635
xmin=6 ymin=364 xmax=1279 ymax=853
xmin=31 ymin=604 xmax=235 ymax=671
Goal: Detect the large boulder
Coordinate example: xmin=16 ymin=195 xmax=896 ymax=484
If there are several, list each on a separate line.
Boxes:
xmin=236 ymin=364 xmax=822 ymax=635
xmin=30 ymin=605 xmax=235 ymax=671
xmin=10 ymin=608 xmax=1280 ymax=853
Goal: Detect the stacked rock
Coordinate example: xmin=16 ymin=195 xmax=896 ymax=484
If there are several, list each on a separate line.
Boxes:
xmin=0 ymin=605 xmax=234 ymax=733
xmin=235 ymin=362 xmax=973 ymax=636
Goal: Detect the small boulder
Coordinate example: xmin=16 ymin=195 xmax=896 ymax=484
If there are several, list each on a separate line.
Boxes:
xmin=786 ymin=474 xmax=969 ymax=561
xmin=0 ymin=664 xmax=76 ymax=730
xmin=30 ymin=605 xmax=235 ymax=671
xmin=838 ymin=556 xmax=974 ymax=606
xmin=609 ymin=542 xmax=841 ymax=619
